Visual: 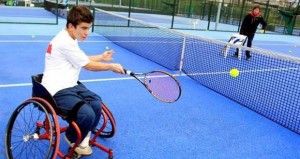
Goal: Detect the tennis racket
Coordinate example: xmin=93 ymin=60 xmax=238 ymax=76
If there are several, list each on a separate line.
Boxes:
xmin=124 ymin=69 xmax=182 ymax=103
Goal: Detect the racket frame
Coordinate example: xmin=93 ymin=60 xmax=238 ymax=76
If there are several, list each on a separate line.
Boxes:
xmin=125 ymin=70 xmax=181 ymax=103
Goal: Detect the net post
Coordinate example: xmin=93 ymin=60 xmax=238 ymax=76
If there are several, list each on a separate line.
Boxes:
xmin=92 ymin=7 xmax=95 ymax=32
xmin=55 ymin=0 xmax=58 ymax=25
xmin=207 ymin=1 xmax=213 ymax=31
xmin=127 ymin=0 xmax=132 ymax=27
xmin=171 ymin=0 xmax=177 ymax=29
xmin=179 ymin=34 xmax=187 ymax=75
xmin=237 ymin=0 xmax=246 ymax=32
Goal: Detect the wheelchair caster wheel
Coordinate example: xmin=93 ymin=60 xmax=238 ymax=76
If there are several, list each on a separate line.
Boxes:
xmin=108 ymin=148 xmax=113 ymax=159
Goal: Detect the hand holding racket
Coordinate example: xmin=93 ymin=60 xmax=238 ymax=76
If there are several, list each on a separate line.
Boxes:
xmin=124 ymin=69 xmax=182 ymax=103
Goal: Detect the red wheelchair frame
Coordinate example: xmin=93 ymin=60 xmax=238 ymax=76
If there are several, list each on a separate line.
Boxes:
xmin=5 ymin=74 xmax=116 ymax=159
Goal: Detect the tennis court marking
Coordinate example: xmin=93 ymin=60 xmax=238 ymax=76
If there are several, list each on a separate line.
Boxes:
xmin=0 ymin=40 xmax=110 ymax=43
xmin=1 ymin=67 xmax=298 ymax=88
xmin=0 ymin=75 xmax=180 ymax=88
xmin=0 ymin=34 xmax=100 ymax=36
xmin=0 ymin=40 xmax=182 ymax=43
xmin=0 ymin=76 xmax=137 ymax=88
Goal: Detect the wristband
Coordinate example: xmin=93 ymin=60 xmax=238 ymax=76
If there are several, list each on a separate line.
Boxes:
xmin=112 ymin=63 xmax=115 ymax=70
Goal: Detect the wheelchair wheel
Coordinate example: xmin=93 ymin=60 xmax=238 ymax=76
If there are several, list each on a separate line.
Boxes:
xmin=93 ymin=103 xmax=116 ymax=138
xmin=5 ymin=98 xmax=60 ymax=159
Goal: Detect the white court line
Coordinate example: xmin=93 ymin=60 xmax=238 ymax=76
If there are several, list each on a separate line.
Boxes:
xmin=0 ymin=40 xmax=110 ymax=43
xmin=0 ymin=40 xmax=180 ymax=43
xmin=0 ymin=76 xmax=135 ymax=88
xmin=0 ymin=73 xmax=183 ymax=88
xmin=0 ymin=83 xmax=32 ymax=87
xmin=255 ymin=44 xmax=296 ymax=46
xmin=0 ymin=34 xmax=101 ymax=36
xmin=0 ymin=68 xmax=296 ymax=88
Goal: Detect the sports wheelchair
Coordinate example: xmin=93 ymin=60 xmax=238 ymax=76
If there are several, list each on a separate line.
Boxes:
xmin=5 ymin=74 xmax=116 ymax=159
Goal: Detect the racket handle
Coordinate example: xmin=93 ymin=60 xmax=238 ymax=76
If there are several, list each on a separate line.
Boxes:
xmin=123 ymin=69 xmax=134 ymax=76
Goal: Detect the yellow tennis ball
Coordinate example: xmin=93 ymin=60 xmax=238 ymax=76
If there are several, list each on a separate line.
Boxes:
xmin=105 ymin=46 xmax=109 ymax=50
xmin=259 ymin=30 xmax=264 ymax=33
xmin=31 ymin=35 xmax=35 ymax=38
xmin=230 ymin=68 xmax=239 ymax=77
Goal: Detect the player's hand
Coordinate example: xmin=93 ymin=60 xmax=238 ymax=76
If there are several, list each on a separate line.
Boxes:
xmin=259 ymin=29 xmax=265 ymax=34
xmin=112 ymin=63 xmax=125 ymax=74
xmin=102 ymin=50 xmax=114 ymax=61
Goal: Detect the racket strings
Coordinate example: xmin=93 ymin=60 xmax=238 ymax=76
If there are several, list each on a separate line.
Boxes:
xmin=145 ymin=72 xmax=181 ymax=103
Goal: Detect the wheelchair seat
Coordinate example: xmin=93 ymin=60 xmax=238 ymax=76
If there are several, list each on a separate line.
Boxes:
xmin=31 ymin=74 xmax=62 ymax=115
xmin=31 ymin=74 xmax=100 ymax=120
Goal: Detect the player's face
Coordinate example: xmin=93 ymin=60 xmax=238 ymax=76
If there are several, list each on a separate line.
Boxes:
xmin=69 ymin=22 xmax=92 ymax=41
xmin=253 ymin=8 xmax=260 ymax=16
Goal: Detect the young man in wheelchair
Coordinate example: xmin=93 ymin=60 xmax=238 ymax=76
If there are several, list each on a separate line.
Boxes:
xmin=42 ymin=6 xmax=124 ymax=156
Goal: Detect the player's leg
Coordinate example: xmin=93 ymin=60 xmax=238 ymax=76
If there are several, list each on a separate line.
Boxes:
xmin=233 ymin=34 xmax=247 ymax=59
xmin=74 ymin=105 xmax=95 ymax=153
xmin=234 ymin=48 xmax=239 ymax=57
xmin=77 ymin=84 xmax=102 ymax=132
xmin=245 ymin=34 xmax=254 ymax=60
xmin=54 ymin=87 xmax=94 ymax=156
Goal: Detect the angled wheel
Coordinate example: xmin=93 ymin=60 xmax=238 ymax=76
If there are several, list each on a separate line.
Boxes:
xmin=93 ymin=103 xmax=116 ymax=138
xmin=5 ymin=98 xmax=60 ymax=159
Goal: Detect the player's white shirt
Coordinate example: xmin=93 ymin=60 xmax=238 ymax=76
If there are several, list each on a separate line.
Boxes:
xmin=42 ymin=29 xmax=89 ymax=95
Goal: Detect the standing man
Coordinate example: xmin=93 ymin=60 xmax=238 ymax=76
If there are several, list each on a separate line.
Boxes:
xmin=235 ymin=5 xmax=267 ymax=60
xmin=42 ymin=6 xmax=124 ymax=156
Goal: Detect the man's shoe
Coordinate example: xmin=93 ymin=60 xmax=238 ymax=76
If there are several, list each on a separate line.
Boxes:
xmin=64 ymin=135 xmax=93 ymax=156
xmin=75 ymin=146 xmax=93 ymax=156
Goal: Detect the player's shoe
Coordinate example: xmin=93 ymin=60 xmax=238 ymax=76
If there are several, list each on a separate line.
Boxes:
xmin=64 ymin=135 xmax=93 ymax=156
xmin=75 ymin=146 xmax=93 ymax=156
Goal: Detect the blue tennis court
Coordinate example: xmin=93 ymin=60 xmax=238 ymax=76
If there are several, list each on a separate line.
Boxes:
xmin=1 ymin=6 xmax=300 ymax=159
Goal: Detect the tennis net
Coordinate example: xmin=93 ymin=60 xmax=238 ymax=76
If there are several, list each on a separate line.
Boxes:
xmin=93 ymin=8 xmax=300 ymax=135
xmin=93 ymin=8 xmax=184 ymax=71
xmin=183 ymin=35 xmax=300 ymax=134
xmin=0 ymin=5 xmax=58 ymax=24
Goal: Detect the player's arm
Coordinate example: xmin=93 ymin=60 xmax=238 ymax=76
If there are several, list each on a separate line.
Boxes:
xmin=83 ymin=61 xmax=125 ymax=74
xmin=258 ymin=17 xmax=267 ymax=33
xmin=259 ymin=16 xmax=267 ymax=30
xmin=88 ymin=50 xmax=114 ymax=62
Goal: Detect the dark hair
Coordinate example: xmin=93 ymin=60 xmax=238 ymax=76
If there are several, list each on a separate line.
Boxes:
xmin=253 ymin=5 xmax=260 ymax=10
xmin=66 ymin=6 xmax=94 ymax=28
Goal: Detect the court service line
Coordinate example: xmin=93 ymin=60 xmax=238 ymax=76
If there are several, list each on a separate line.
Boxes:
xmin=0 ymin=76 xmax=136 ymax=88
xmin=0 ymin=67 xmax=297 ymax=88
xmin=1 ymin=67 xmax=296 ymax=88
xmin=0 ymin=40 xmax=111 ymax=43
xmin=0 ymin=40 xmax=181 ymax=43
xmin=255 ymin=43 xmax=297 ymax=46
xmin=0 ymin=73 xmax=184 ymax=88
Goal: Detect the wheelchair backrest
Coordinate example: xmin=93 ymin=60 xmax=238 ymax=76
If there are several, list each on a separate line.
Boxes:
xmin=31 ymin=74 xmax=59 ymax=112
